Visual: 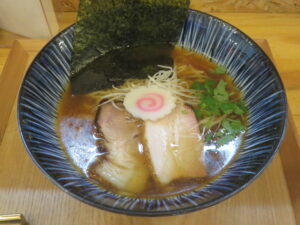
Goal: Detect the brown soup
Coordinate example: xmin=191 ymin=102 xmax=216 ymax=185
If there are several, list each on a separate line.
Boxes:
xmin=57 ymin=46 xmax=247 ymax=198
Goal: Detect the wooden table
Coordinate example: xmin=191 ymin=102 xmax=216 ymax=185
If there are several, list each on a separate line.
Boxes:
xmin=0 ymin=37 xmax=300 ymax=225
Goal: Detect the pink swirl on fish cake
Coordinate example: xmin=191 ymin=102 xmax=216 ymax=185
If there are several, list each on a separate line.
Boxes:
xmin=136 ymin=93 xmax=164 ymax=112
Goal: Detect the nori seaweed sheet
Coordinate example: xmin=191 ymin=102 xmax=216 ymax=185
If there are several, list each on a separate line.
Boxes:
xmin=71 ymin=44 xmax=174 ymax=94
xmin=71 ymin=0 xmax=189 ymax=77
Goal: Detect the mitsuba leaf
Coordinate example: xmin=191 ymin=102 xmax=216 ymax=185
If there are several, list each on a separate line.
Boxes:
xmin=234 ymin=105 xmax=245 ymax=115
xmin=216 ymin=135 xmax=235 ymax=146
xmin=230 ymin=119 xmax=245 ymax=132
xmin=193 ymin=108 xmax=202 ymax=118
xmin=205 ymin=132 xmax=214 ymax=142
xmin=190 ymin=78 xmax=247 ymax=146
xmin=213 ymin=65 xmax=227 ymax=74
xmin=222 ymin=118 xmax=245 ymax=135
xmin=191 ymin=81 xmax=205 ymax=90
xmin=204 ymin=79 xmax=216 ymax=95
xmin=201 ymin=96 xmax=221 ymax=116
xmin=214 ymin=80 xmax=228 ymax=102
xmin=234 ymin=100 xmax=247 ymax=114
xmin=220 ymin=102 xmax=235 ymax=114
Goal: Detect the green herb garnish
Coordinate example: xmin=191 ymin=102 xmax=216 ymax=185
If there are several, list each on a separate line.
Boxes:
xmin=213 ymin=80 xmax=229 ymax=101
xmin=215 ymin=118 xmax=245 ymax=146
xmin=205 ymin=132 xmax=214 ymax=142
xmin=190 ymin=81 xmax=204 ymax=90
xmin=212 ymin=65 xmax=227 ymax=74
xmin=216 ymin=134 xmax=236 ymax=146
xmin=191 ymin=79 xmax=247 ymax=146
xmin=200 ymin=96 xmax=221 ymax=116
xmin=219 ymin=102 xmax=235 ymax=114
xmin=193 ymin=108 xmax=202 ymax=118
xmin=222 ymin=118 xmax=245 ymax=135
xmin=204 ymin=79 xmax=216 ymax=95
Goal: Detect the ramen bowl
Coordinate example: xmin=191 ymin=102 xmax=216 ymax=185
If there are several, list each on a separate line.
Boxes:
xmin=17 ymin=10 xmax=287 ymax=216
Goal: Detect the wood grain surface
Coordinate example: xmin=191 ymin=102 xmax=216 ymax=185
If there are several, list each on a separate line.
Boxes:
xmin=0 ymin=29 xmax=27 ymax=48
xmin=0 ymin=48 xmax=10 ymax=75
xmin=190 ymin=0 xmax=300 ymax=13
xmin=55 ymin=0 xmax=79 ymax=12
xmin=280 ymin=115 xmax=300 ymax=225
xmin=0 ymin=38 xmax=299 ymax=225
xmin=0 ymin=41 xmax=28 ymax=143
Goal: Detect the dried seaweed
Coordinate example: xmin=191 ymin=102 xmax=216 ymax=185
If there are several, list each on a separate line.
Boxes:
xmin=71 ymin=0 xmax=189 ymax=77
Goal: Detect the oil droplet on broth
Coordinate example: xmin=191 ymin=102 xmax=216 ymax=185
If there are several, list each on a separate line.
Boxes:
xmin=204 ymin=135 xmax=242 ymax=177
xmin=57 ymin=87 xmax=106 ymax=174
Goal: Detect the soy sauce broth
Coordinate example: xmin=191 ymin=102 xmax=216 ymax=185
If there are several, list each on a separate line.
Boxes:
xmin=57 ymin=45 xmax=246 ymax=198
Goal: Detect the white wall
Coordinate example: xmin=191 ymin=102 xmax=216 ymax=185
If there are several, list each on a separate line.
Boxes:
xmin=0 ymin=0 xmax=58 ymax=38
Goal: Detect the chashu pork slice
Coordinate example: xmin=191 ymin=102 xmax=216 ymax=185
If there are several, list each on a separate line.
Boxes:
xmin=144 ymin=103 xmax=206 ymax=185
xmin=96 ymin=103 xmax=149 ymax=193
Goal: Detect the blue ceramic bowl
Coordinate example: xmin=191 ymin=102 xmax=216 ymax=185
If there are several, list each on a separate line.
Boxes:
xmin=18 ymin=10 xmax=287 ymax=216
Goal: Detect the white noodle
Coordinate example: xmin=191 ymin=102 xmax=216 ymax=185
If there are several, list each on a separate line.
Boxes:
xmin=98 ymin=66 xmax=201 ymax=110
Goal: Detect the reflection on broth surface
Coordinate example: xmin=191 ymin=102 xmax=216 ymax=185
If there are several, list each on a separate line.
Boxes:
xmin=57 ymin=45 xmax=247 ymax=198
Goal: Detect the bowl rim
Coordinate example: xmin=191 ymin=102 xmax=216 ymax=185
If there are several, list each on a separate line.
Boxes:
xmin=17 ymin=9 xmax=288 ymax=216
